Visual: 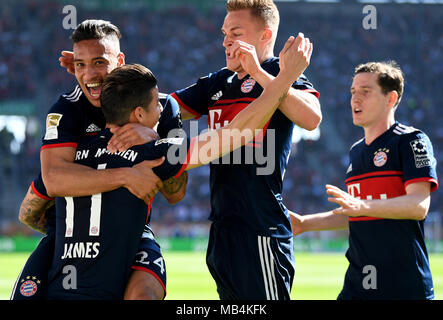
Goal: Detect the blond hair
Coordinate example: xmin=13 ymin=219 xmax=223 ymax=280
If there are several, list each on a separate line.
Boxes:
xmin=226 ymin=0 xmax=280 ymax=33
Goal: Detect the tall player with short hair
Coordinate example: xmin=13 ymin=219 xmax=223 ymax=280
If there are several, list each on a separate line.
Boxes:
xmin=291 ymin=61 xmax=438 ymax=299
xmin=48 ymin=32 xmax=313 ymax=298
xmin=168 ymin=0 xmax=321 ymax=300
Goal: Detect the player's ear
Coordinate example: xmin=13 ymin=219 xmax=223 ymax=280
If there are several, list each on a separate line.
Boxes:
xmin=387 ymin=90 xmax=399 ymax=109
xmin=117 ymin=52 xmax=125 ymax=67
xmin=129 ymin=106 xmax=144 ymax=124
xmin=261 ymin=27 xmax=273 ymax=43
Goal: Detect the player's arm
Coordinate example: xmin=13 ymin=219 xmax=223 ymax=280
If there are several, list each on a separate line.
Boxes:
xmin=18 ymin=185 xmax=53 ymax=234
xmin=290 ymin=210 xmax=349 ymax=236
xmin=185 ymin=34 xmax=311 ymax=170
xmin=159 ymin=171 xmax=188 ymax=205
xmin=231 ymin=38 xmax=321 ymax=130
xmin=326 ymin=182 xmax=432 ymax=220
xmin=41 ymin=146 xmax=164 ymax=201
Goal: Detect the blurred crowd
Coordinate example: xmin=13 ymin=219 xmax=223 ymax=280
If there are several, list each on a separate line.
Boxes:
xmin=0 ymin=1 xmax=441 ymax=239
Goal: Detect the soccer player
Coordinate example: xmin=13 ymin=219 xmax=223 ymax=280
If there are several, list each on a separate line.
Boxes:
xmin=169 ymin=0 xmax=320 ymax=300
xmin=59 ymin=1 xmax=320 ymax=300
xmin=47 ymin=33 xmax=313 ymax=299
xmin=291 ymin=61 xmax=438 ymax=300
xmin=11 ymin=20 xmax=174 ymax=300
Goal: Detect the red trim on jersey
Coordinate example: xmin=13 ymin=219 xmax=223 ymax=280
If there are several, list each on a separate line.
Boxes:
xmin=130 ymin=266 xmax=167 ymax=298
xmin=405 ymin=177 xmax=439 ymax=193
xmin=174 ymin=137 xmax=196 ymax=178
xmin=170 ymin=92 xmax=201 ymax=120
xmin=30 ymin=181 xmax=54 ymax=201
xmin=345 ymin=170 xmax=403 ymax=184
xmin=348 ymin=216 xmax=385 ymax=222
xmin=301 ymin=88 xmax=320 ymax=99
xmin=145 ymin=198 xmax=153 ymax=224
xmin=40 ymin=142 xmax=78 ymax=151
xmin=214 ymin=97 xmax=255 ymax=105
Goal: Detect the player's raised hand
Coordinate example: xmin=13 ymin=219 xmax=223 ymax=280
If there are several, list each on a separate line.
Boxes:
xmin=59 ymin=50 xmax=75 ymax=74
xmin=124 ymin=158 xmax=165 ymax=203
xmin=278 ymin=33 xmax=313 ymax=82
xmin=231 ymin=40 xmax=262 ymax=78
xmin=108 ymin=123 xmax=160 ymax=153
xmin=326 ymin=184 xmax=367 ymax=217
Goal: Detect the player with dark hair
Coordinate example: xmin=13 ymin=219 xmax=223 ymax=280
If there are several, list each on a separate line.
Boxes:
xmin=291 ymin=61 xmax=438 ymax=299
xmin=11 ymin=19 xmax=177 ymax=300
xmin=48 ymin=34 xmax=313 ymax=299
xmin=59 ymin=0 xmax=320 ymax=300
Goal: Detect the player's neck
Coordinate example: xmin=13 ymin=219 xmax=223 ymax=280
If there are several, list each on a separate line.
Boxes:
xmin=364 ymin=118 xmax=396 ymax=145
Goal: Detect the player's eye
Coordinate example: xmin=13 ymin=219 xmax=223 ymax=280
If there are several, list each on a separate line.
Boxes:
xmin=75 ymin=62 xmax=84 ymax=67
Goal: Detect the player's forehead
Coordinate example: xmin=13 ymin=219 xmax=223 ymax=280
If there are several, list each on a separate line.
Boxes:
xmin=73 ymin=38 xmax=118 ymax=60
xmin=222 ymin=9 xmax=261 ymax=33
xmin=351 ymin=72 xmax=380 ymax=90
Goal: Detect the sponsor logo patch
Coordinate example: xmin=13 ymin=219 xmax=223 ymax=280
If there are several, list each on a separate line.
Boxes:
xmin=44 ymin=113 xmax=63 ymax=140
xmin=155 ymin=137 xmax=184 ymax=146
xmin=410 ymin=139 xmax=431 ymax=168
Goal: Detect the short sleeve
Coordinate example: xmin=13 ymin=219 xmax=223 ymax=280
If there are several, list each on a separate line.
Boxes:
xmin=400 ymin=131 xmax=438 ymax=192
xmin=41 ymin=98 xmax=81 ymax=150
xmin=31 ymin=173 xmax=54 ymax=200
xmin=157 ymin=94 xmax=183 ymax=138
xmin=143 ymin=135 xmax=192 ymax=181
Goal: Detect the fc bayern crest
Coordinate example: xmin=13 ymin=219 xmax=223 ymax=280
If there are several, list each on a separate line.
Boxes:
xmin=241 ymin=78 xmax=256 ymax=93
xmin=373 ymin=148 xmax=389 ymax=167
xmin=20 ymin=280 xmax=38 ymax=297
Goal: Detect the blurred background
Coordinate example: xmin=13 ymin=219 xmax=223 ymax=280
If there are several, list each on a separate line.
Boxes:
xmin=0 ymin=0 xmax=442 ymax=253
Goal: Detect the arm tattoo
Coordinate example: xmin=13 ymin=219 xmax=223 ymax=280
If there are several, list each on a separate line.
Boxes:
xmin=19 ymin=189 xmax=53 ymax=234
xmin=161 ymin=171 xmax=188 ymax=195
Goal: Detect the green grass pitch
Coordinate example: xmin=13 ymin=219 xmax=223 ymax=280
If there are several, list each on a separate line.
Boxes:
xmin=1 ymin=251 xmax=442 ymax=300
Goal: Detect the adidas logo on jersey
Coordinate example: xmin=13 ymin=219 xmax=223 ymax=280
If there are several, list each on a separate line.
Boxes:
xmin=211 ymin=91 xmax=223 ymax=101
xmin=86 ymin=123 xmax=101 ymax=133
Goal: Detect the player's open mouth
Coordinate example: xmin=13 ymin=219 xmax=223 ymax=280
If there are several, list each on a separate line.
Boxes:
xmin=85 ymin=82 xmax=102 ymax=99
xmin=354 ymin=108 xmax=362 ymax=114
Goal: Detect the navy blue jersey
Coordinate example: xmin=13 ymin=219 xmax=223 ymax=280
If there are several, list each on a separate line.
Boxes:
xmin=41 ymin=85 xmax=106 ymax=150
xmin=48 ymin=129 xmax=190 ymax=299
xmin=340 ymin=122 xmax=438 ymax=300
xmin=172 ymin=57 xmax=319 ymax=238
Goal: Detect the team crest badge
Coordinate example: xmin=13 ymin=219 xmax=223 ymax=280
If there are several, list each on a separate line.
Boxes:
xmin=241 ymin=79 xmax=256 ymax=93
xmin=373 ymin=148 xmax=389 ymax=167
xmin=19 ymin=276 xmax=40 ymax=297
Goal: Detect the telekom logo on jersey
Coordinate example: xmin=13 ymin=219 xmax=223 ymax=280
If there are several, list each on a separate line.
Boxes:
xmin=347 ymin=183 xmax=387 ymax=200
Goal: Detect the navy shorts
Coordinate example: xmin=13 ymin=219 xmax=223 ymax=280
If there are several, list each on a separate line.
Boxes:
xmin=10 ymin=231 xmax=55 ymax=300
xmin=131 ymin=230 xmax=167 ymax=295
xmin=206 ymin=222 xmax=295 ymax=300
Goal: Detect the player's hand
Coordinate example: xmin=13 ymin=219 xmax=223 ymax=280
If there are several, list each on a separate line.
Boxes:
xmin=59 ymin=50 xmax=75 ymax=75
xmin=278 ymin=33 xmax=313 ymax=83
xmin=124 ymin=158 xmax=165 ymax=203
xmin=108 ymin=123 xmax=160 ymax=153
xmin=326 ymin=184 xmax=368 ymax=217
xmin=231 ymin=40 xmax=263 ymax=78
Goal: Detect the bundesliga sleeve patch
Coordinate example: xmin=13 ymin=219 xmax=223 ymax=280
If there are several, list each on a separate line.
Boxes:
xmin=410 ymin=138 xmax=431 ymax=168
xmin=44 ymin=113 xmax=63 ymax=140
